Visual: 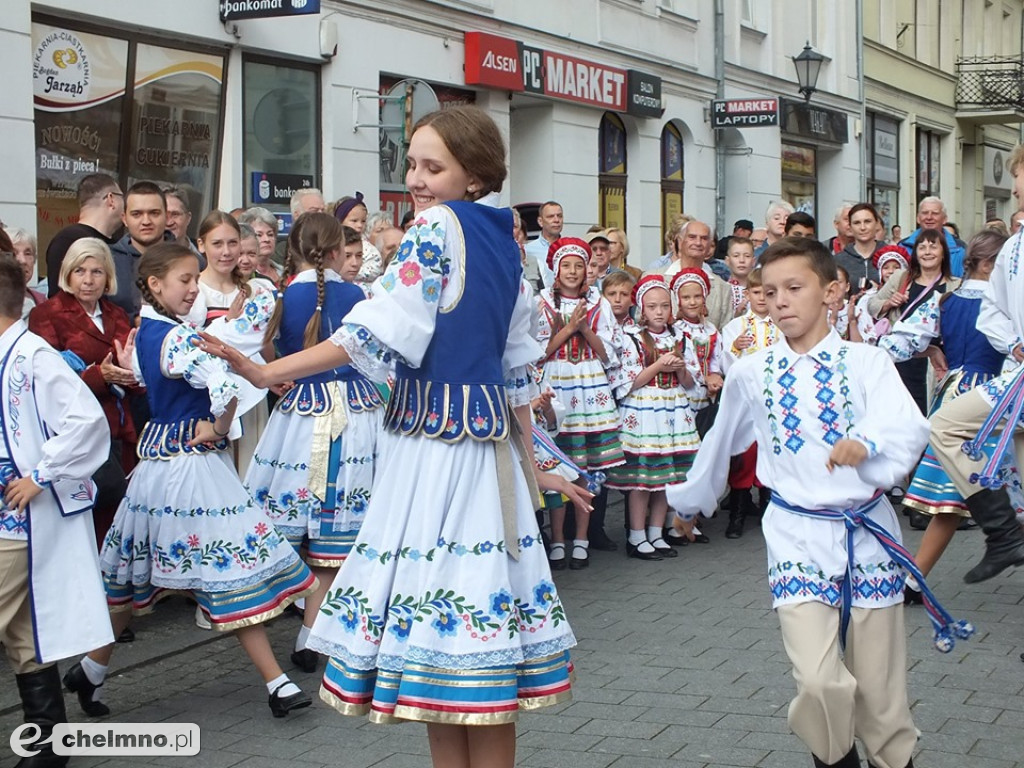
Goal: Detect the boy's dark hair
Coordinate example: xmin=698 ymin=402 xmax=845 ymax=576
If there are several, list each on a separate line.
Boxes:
xmin=126 ymin=180 xmax=166 ymax=207
xmin=747 ymin=266 xmax=763 ymax=289
xmin=760 ymin=236 xmax=838 ymax=285
xmin=784 ymin=211 xmax=816 ymax=234
xmin=601 ymin=269 xmax=635 ymax=294
xmin=848 ymin=202 xmax=880 ymax=223
xmin=77 ymin=173 xmax=119 ymax=208
xmin=727 ymin=236 xmax=754 ymax=253
xmin=341 ymin=225 xmax=362 ymax=247
xmin=0 ymin=254 xmax=28 ymax=319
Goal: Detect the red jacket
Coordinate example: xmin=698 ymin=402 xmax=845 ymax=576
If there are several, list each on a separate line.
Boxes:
xmin=28 ymin=291 xmax=140 ymax=453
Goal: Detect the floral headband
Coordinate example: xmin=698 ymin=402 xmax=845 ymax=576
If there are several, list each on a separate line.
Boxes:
xmin=632 ymin=274 xmax=671 ymax=310
xmin=547 ymin=237 xmax=591 ymax=274
xmin=669 ymin=267 xmax=711 ymax=298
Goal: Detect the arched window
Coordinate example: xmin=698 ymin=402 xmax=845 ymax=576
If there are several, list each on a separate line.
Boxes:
xmin=599 ymin=112 xmax=627 ymax=230
xmin=660 ymin=122 xmax=684 ymax=247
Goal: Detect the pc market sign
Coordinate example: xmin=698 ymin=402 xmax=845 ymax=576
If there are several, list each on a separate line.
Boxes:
xmin=220 ymin=0 xmax=320 ymax=22
xmin=711 ymin=98 xmax=779 ymax=128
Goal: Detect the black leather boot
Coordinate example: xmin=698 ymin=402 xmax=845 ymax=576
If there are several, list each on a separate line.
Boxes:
xmin=15 ymin=665 xmax=69 ymax=767
xmin=812 ymin=745 xmax=860 ymax=768
xmin=963 ymin=488 xmax=1024 ymax=583
xmin=586 ymin=488 xmax=617 ymax=551
xmin=725 ymin=489 xmax=748 ymax=539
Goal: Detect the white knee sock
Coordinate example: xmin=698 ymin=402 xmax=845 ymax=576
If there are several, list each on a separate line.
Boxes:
xmin=295 ymin=625 xmax=311 ymax=652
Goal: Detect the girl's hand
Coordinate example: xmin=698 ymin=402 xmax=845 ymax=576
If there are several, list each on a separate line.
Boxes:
xmin=270 ymin=381 xmax=295 ymax=397
xmin=926 ymin=346 xmax=948 ymax=380
xmin=99 ymin=353 xmax=137 ymax=386
xmin=535 ymin=473 xmax=594 ymax=513
xmin=187 ymin=420 xmax=224 ymax=448
xmin=880 ymin=291 xmax=908 ymax=314
xmin=4 ymin=476 xmax=44 ymax=513
xmin=705 ymin=372 xmax=724 ymax=395
xmin=225 ymin=291 xmax=246 ymax=321
xmin=114 ymin=329 xmax=136 ymax=370
xmin=657 ymin=352 xmax=684 ymax=371
xmin=678 ymin=367 xmax=695 ymax=388
xmin=196 ymin=332 xmax=267 ymax=388
xmin=566 ymin=302 xmax=587 ymax=332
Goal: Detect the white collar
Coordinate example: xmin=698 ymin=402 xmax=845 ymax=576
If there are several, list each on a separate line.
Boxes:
xmin=291 ymin=269 xmax=343 ymax=285
xmin=140 ymin=304 xmax=181 ymax=325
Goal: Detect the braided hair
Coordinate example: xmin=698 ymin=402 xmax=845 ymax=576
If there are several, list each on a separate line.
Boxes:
xmin=136 ymin=242 xmax=198 ymax=321
xmin=197 ymin=210 xmax=251 ymax=299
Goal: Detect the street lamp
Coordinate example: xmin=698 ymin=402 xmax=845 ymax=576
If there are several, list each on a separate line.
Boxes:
xmin=792 ymin=42 xmax=825 ymax=102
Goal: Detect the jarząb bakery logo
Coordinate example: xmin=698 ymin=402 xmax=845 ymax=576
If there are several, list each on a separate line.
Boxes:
xmin=33 ymin=29 xmax=91 ymax=102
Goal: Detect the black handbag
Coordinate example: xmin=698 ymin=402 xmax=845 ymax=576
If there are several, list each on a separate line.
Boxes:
xmin=694 ymin=397 xmax=719 ymax=439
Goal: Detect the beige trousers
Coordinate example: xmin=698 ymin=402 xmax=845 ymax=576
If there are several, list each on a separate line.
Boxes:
xmin=0 ymin=539 xmax=47 ymax=674
xmin=777 ymin=602 xmax=916 ymax=768
xmin=930 ymin=387 xmax=1024 ymax=498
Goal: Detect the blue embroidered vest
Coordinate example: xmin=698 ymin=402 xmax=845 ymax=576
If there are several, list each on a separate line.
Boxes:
xmin=941 ymin=293 xmax=1004 ymax=378
xmin=136 ymin=317 xmax=228 ymax=459
xmin=383 ymin=202 xmax=521 ymax=442
xmin=275 ymin=279 xmax=383 ymax=416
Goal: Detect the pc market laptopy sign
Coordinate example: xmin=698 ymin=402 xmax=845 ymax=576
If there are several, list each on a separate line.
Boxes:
xmin=219 ymin=0 xmax=320 ymax=22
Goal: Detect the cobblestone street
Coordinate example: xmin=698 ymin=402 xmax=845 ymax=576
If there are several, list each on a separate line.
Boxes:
xmin=3 ymin=503 xmax=1023 ymax=768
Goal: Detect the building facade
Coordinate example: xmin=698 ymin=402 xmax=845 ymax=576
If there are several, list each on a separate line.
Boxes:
xmin=0 ymin=1 xmax=1020 ymax=278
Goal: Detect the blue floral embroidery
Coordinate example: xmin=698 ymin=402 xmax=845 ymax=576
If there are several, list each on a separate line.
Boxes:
xmin=421 ymin=278 xmax=442 ymax=303
xmin=432 ymin=611 xmax=458 ymax=637
xmin=395 ymin=240 xmax=414 ymax=263
xmin=417 ymin=240 xmax=442 ymax=267
xmin=534 ymin=581 xmax=555 ymax=607
xmin=489 ymin=590 xmax=514 ymax=617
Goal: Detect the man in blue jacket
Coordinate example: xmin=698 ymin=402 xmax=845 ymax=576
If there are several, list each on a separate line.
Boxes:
xmin=900 ymin=196 xmax=965 ymax=277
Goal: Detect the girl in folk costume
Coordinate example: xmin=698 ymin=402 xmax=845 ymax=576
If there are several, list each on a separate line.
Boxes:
xmin=65 ymin=243 xmax=317 ymax=720
xmin=244 ymin=213 xmax=384 ymax=674
xmin=536 ymin=237 xmax=624 ymax=550
xmin=608 ymin=275 xmax=702 ymax=561
xmin=850 ymin=245 xmax=910 ymax=344
xmin=901 ymin=231 xmax=1024 ymax=601
xmin=187 ymin=211 xmax=278 ymax=477
xmin=200 ymin=105 xmax=589 ymax=768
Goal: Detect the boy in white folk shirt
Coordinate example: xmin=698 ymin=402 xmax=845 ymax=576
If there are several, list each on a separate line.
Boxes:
xmin=0 ymin=253 xmax=112 ymax=767
xmin=668 ymin=237 xmax=972 ymax=768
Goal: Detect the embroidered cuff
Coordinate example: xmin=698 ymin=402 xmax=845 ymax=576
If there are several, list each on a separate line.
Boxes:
xmin=849 ymin=433 xmax=880 ymax=460
xmin=30 ymin=470 xmax=52 ymax=489
xmin=330 ymin=324 xmax=400 ymax=384
xmin=673 ymin=508 xmax=698 ymax=523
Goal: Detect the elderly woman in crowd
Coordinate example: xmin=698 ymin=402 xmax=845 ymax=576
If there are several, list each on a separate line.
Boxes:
xmin=3 ymin=226 xmax=45 ymax=317
xmin=238 ymin=207 xmax=282 ymax=285
xmin=28 ymin=237 xmax=139 ymax=549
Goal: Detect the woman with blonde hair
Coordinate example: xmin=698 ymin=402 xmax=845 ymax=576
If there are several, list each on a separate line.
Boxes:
xmin=605 ymin=227 xmax=641 ymax=280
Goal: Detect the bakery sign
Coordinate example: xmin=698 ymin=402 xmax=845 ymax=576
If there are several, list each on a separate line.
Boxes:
xmin=464 ymin=31 xmax=662 ymax=117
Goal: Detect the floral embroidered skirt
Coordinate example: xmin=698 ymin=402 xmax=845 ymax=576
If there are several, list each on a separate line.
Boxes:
xmin=542 ymin=358 xmax=623 ymax=471
xmin=99 ymin=451 xmax=315 ymax=631
xmin=762 ymin=497 xmax=905 ymax=611
xmin=307 ymin=431 xmax=577 ymax=725
xmin=605 ymin=385 xmax=699 ymax=491
xmin=244 ymin=402 xmax=381 ymax=568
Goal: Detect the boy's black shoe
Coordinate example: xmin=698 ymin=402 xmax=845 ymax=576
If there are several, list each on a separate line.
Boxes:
xmin=63 ymin=661 xmax=110 ymax=718
xmin=963 ymin=488 xmax=1024 ymax=583
xmin=907 ymin=510 xmax=931 ymax=530
xmin=16 ymin=665 xmax=69 ymax=767
xmin=290 ymin=648 xmax=319 ymax=674
xmin=812 ymin=745 xmax=859 ymax=768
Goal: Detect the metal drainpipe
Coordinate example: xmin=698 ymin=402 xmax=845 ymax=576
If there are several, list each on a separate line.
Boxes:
xmin=856 ymin=0 xmax=866 ymax=201
xmin=715 ymin=0 xmax=725 ymax=236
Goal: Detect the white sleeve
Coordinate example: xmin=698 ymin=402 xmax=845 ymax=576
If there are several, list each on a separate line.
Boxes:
xmin=30 ymin=346 xmax=111 ymax=484
xmin=612 ymin=331 xmax=644 ymax=400
xmin=878 ymin=295 xmax=939 ymax=363
xmin=666 ymin=364 xmax=757 ymax=520
xmin=329 ymin=208 xmax=451 ymax=381
xmin=848 ymin=348 xmax=931 ymax=489
xmin=203 ymin=283 xmax=277 ymax=358
xmin=719 ymin=317 xmax=743 ymax=374
xmin=160 ymin=322 xmax=240 ymax=417
xmin=594 ymin=296 xmax=621 ymax=371
xmin=979 ymin=264 xmax=1020 ymax=354
xmin=504 ymin=281 xmax=544 ymax=407
xmin=708 ymin=330 xmax=724 ymax=376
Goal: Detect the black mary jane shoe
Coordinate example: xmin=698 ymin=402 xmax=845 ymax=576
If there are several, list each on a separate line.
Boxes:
xmin=63 ymin=661 xmax=111 ymax=717
xmin=569 ymin=544 xmax=590 ymax=570
xmin=116 ymin=627 xmax=135 ymax=643
xmin=662 ymin=530 xmax=690 ymax=546
xmin=548 ymin=543 xmax=567 ymax=570
xmin=268 ymin=684 xmax=312 ymax=718
xmin=649 ymin=538 xmax=678 ymax=558
xmin=691 ymin=532 xmax=711 ymax=544
xmin=626 ymin=542 xmax=663 ymax=561
xmin=290 ymin=648 xmax=319 ymax=674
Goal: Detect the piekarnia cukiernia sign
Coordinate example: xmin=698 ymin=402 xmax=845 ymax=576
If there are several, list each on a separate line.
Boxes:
xmin=219 ymin=0 xmax=321 ymax=21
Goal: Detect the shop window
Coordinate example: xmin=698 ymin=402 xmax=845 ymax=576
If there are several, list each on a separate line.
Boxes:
xmin=916 ymin=128 xmax=941 ymax=203
xmin=599 ymin=112 xmax=627 ymax=231
xmin=32 ymin=17 xmax=225 ymax=259
xmin=781 ymin=143 xmax=816 ymax=221
xmin=243 ymin=57 xmax=321 ymax=215
xmin=866 ymin=112 xmax=899 ymax=232
xmin=660 ymin=123 xmax=684 ymax=247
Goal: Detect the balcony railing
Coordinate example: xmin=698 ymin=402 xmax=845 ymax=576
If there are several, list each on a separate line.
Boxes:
xmin=956 ymin=55 xmax=1024 ymax=114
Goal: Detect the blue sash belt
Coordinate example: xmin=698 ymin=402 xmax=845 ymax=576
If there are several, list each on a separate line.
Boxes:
xmin=770 ymin=491 xmax=974 ymax=653
xmin=962 ymin=364 xmax=1024 ymax=488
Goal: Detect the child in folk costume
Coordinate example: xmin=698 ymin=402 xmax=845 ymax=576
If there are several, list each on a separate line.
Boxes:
xmin=536 ymin=237 xmax=624 ymax=551
xmin=201 ymin=106 xmax=589 ymax=768
xmin=65 ymin=243 xmax=317 ymax=720
xmin=720 ymin=268 xmax=782 ymax=538
xmin=669 ymin=268 xmax=725 ymax=544
xmin=901 ymin=231 xmax=1024 ymax=601
xmin=668 ymin=237 xmax=971 ymax=768
xmin=849 ymin=246 xmax=910 ymax=344
xmin=244 ymin=213 xmax=384 ymax=675
xmin=0 ymin=255 xmax=113 ymax=765
xmin=607 ymin=275 xmax=702 ymax=561
xmin=187 ymin=211 xmax=278 ymax=477
xmin=725 ymin=236 xmax=756 ymax=316
xmin=601 ymin=268 xmax=636 ymax=330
